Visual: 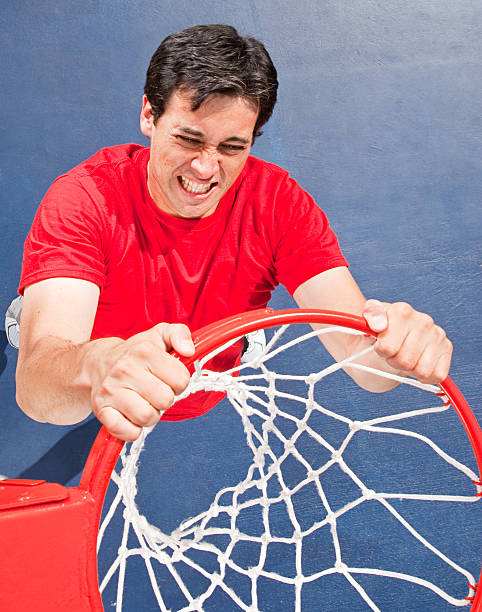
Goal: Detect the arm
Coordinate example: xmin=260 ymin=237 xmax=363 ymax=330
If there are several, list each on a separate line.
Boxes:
xmin=16 ymin=277 xmax=194 ymax=441
xmin=293 ymin=267 xmax=452 ymax=391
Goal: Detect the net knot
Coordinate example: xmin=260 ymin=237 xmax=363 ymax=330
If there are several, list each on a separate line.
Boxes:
xmin=247 ymin=566 xmax=259 ymax=579
xmin=254 ymin=445 xmax=269 ymax=463
xmin=218 ymin=551 xmax=231 ymax=565
xmin=256 ymin=497 xmax=269 ymax=510
xmin=192 ymin=527 xmax=205 ymax=542
xmin=362 ymin=488 xmax=377 ymax=500
xmin=306 ymin=373 xmax=319 ymax=385
xmin=335 ymin=561 xmax=349 ymax=573
xmin=294 ymin=574 xmax=305 ymax=589
xmin=210 ymin=572 xmax=222 ymax=587
xmin=170 ymin=549 xmax=183 ymax=563
xmin=209 ymin=505 xmax=220 ymax=518
xmin=350 ymin=420 xmax=363 ymax=432
xmin=331 ymin=450 xmax=342 ymax=461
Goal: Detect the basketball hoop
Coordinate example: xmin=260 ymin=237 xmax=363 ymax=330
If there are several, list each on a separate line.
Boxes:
xmin=0 ymin=309 xmax=481 ymax=611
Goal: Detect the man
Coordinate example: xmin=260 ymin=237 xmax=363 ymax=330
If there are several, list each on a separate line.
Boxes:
xmin=15 ymin=25 xmax=452 ymax=442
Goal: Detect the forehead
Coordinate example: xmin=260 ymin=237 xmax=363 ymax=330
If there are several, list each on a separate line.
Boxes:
xmin=162 ymin=89 xmax=259 ymax=136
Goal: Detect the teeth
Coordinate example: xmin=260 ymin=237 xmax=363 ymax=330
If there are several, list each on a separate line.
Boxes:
xmin=180 ymin=176 xmax=212 ymax=194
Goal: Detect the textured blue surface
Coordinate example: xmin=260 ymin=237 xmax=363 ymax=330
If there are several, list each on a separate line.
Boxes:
xmin=0 ymin=2 xmax=480 ymax=609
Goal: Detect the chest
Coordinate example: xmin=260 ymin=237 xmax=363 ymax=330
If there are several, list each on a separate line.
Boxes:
xmin=92 ymin=208 xmax=278 ymax=338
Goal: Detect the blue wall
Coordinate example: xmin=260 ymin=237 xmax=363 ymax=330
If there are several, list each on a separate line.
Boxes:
xmin=0 ymin=1 xmax=480 ymax=478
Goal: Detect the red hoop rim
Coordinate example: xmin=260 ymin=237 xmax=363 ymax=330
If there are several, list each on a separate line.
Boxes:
xmin=79 ymin=307 xmax=482 ymax=610
xmin=80 ymin=307 xmax=482 ymax=495
xmin=80 ymin=308 xmax=376 ymax=495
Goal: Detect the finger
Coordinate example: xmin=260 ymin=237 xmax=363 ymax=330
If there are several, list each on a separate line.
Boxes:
xmin=155 ymin=322 xmax=195 ymax=356
xmin=96 ymin=405 xmax=143 ymax=442
xmin=362 ymin=299 xmax=389 ymax=334
xmin=410 ymin=336 xmax=452 ymax=384
xmin=383 ymin=320 xmax=433 ymax=373
xmin=112 ymin=338 xmax=191 ymax=395
xmin=383 ymin=319 xmax=452 ymax=383
xmin=373 ymin=325 xmax=408 ymax=362
xmin=127 ymin=383 xmax=174 ymax=421
xmin=371 ymin=302 xmax=418 ymax=360
xmin=95 ymin=373 xmax=176 ymax=424
xmin=146 ymin=351 xmax=191 ymax=395
xmin=432 ymin=348 xmax=452 ymax=383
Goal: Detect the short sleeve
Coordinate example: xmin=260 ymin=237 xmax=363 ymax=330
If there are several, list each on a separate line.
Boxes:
xmin=19 ymin=176 xmax=106 ymax=294
xmin=273 ymin=175 xmax=348 ymax=295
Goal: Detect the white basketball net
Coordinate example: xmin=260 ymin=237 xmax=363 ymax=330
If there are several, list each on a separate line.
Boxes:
xmin=97 ymin=323 xmax=481 ymax=611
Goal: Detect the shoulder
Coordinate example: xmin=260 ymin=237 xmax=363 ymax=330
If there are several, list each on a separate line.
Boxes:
xmin=42 ymin=144 xmax=149 ymax=213
xmin=67 ymin=143 xmax=148 ymax=178
xmin=46 ymin=144 xmax=148 ymax=191
xmin=237 ymin=156 xmax=314 ymax=210
xmin=241 ymin=155 xmax=290 ymax=185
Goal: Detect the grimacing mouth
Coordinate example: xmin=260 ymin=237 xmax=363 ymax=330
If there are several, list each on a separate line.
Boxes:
xmin=178 ymin=175 xmax=218 ymax=195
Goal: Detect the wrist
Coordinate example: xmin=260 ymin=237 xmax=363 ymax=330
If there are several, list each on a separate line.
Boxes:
xmin=77 ymin=336 xmax=124 ymax=393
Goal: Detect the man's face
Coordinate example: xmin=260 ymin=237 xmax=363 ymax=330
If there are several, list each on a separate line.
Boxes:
xmin=140 ymin=89 xmax=258 ymax=219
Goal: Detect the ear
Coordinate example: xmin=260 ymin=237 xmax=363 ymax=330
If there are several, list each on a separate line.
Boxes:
xmin=140 ymin=95 xmax=154 ymax=138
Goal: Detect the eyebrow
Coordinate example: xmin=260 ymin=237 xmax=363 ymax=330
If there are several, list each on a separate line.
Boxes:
xmin=177 ymin=126 xmax=250 ymax=145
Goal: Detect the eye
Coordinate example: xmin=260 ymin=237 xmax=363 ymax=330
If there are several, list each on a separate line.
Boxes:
xmin=219 ymin=143 xmax=247 ymax=155
xmin=176 ymin=135 xmax=202 ymax=149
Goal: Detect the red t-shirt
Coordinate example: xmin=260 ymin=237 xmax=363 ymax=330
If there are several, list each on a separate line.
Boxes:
xmin=20 ymin=144 xmax=347 ymax=420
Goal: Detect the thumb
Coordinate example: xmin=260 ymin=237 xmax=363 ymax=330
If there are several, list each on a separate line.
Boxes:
xmin=362 ymin=299 xmax=389 ymax=334
xmin=155 ymin=323 xmax=195 ymax=356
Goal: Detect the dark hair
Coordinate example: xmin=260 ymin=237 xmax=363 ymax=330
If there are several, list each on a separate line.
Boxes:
xmin=144 ymin=24 xmax=278 ymax=140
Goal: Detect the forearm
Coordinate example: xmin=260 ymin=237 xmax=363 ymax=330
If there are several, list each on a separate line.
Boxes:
xmin=294 ymin=268 xmax=451 ymax=390
xmin=15 ymin=335 xmax=122 ymax=425
xmin=294 ymin=270 xmax=399 ymax=391
xmin=333 ymin=330 xmax=402 ymax=392
xmin=16 ymin=279 xmax=195 ymax=440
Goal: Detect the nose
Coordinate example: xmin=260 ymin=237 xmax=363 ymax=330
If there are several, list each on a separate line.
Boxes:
xmin=190 ymin=148 xmax=220 ymax=179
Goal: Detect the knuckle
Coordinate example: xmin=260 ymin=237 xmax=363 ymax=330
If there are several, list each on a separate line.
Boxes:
xmin=375 ymin=339 xmax=398 ymax=358
xmin=113 ymin=357 xmax=133 ymax=378
xmin=93 ymin=379 xmax=115 ymax=403
xmin=132 ymin=339 xmax=156 ymax=358
xmin=433 ymin=363 xmax=449 ymax=383
xmin=394 ymin=302 xmax=413 ymax=318
xmin=435 ymin=325 xmax=446 ymax=340
xmin=135 ymin=405 xmax=157 ymax=426
xmin=162 ymin=388 xmax=176 ymax=409
xmin=418 ymin=313 xmax=434 ymax=330
xmin=396 ymin=355 xmax=417 ymax=372
xmin=414 ymin=364 xmax=433 ymax=381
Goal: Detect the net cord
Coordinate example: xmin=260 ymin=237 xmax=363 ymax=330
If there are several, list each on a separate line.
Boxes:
xmin=97 ymin=324 xmax=480 ymax=611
